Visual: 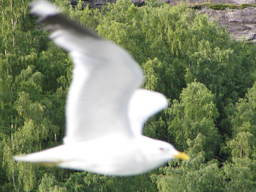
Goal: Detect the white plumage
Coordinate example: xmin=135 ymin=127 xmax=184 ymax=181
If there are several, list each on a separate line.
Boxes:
xmin=14 ymin=0 xmax=189 ymax=176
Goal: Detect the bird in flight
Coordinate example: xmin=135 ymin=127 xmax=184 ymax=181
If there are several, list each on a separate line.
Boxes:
xmin=14 ymin=0 xmax=189 ymax=176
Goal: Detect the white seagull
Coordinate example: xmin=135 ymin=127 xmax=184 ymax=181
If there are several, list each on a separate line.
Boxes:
xmin=14 ymin=0 xmax=189 ymax=176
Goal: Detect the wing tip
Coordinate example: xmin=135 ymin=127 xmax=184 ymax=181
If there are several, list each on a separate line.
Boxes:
xmin=159 ymin=93 xmax=169 ymax=109
xmin=30 ymin=0 xmax=60 ymax=18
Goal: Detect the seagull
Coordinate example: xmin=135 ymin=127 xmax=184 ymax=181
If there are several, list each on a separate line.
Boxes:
xmin=14 ymin=0 xmax=189 ymax=176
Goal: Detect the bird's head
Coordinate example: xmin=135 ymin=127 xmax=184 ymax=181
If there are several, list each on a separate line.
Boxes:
xmin=157 ymin=142 xmax=190 ymax=161
xmin=142 ymin=138 xmax=190 ymax=163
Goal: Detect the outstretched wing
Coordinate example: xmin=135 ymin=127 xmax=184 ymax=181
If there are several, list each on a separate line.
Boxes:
xmin=31 ymin=0 xmax=144 ymax=143
xmin=129 ymin=89 xmax=168 ymax=136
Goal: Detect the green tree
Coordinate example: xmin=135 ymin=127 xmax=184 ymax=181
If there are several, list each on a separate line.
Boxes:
xmin=167 ymin=82 xmax=219 ymax=159
xmin=154 ymin=82 xmax=224 ymax=192
xmin=0 ymin=0 xmax=70 ymax=191
xmin=221 ymin=82 xmax=256 ymax=191
xmin=64 ymin=172 xmax=157 ymax=192
xmin=155 ymin=159 xmax=224 ymax=192
xmin=227 ymin=82 xmax=256 ymax=160
xmin=223 ymin=158 xmax=256 ymax=192
xmin=2 ymin=0 xmax=256 ymax=191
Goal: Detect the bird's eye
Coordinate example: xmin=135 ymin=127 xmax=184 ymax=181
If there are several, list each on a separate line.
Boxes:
xmin=159 ymin=147 xmax=165 ymax=151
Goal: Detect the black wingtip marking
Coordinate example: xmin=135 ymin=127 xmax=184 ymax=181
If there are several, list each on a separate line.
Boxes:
xmin=38 ymin=14 xmax=100 ymax=39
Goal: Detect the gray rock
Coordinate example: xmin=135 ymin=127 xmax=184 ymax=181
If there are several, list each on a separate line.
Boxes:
xmin=72 ymin=0 xmax=256 ymax=43
xmin=199 ymin=7 xmax=256 ymax=42
xmin=167 ymin=0 xmax=256 ymax=4
xmin=182 ymin=0 xmax=256 ymax=4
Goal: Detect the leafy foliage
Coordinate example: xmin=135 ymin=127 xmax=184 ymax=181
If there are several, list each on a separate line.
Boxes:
xmin=1 ymin=0 xmax=256 ymax=191
xmin=167 ymin=82 xmax=220 ymax=158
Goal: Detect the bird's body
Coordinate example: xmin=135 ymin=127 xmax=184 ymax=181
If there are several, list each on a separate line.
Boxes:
xmin=19 ymin=135 xmax=172 ymax=176
xmin=14 ymin=0 xmax=189 ymax=176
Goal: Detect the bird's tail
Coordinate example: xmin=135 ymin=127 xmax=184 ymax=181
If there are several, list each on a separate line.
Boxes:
xmin=14 ymin=145 xmax=65 ymax=166
xmin=14 ymin=154 xmax=62 ymax=167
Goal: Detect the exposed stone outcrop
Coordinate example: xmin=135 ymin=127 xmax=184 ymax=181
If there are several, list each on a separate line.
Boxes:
xmin=164 ymin=0 xmax=256 ymax=42
xmin=199 ymin=7 xmax=256 ymax=42
xmin=69 ymin=0 xmax=256 ymax=42
xmin=165 ymin=0 xmax=256 ymax=5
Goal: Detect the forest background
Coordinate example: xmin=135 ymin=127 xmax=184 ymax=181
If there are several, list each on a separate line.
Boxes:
xmin=1 ymin=0 xmax=256 ymax=191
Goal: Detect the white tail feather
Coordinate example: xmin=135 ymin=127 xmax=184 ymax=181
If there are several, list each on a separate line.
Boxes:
xmin=14 ymin=145 xmax=65 ymax=163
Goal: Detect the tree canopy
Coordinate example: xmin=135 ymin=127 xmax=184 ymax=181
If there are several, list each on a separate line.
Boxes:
xmin=1 ymin=0 xmax=256 ymax=191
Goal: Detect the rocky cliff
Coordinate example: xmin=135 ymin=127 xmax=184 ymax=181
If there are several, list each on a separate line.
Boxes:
xmin=186 ymin=1 xmax=256 ymax=42
xmin=70 ymin=0 xmax=256 ymax=42
xmin=166 ymin=1 xmax=256 ymax=42
xmin=199 ymin=7 xmax=256 ymax=42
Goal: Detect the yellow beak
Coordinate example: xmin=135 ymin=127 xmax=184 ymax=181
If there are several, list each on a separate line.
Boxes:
xmin=174 ymin=152 xmax=190 ymax=160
